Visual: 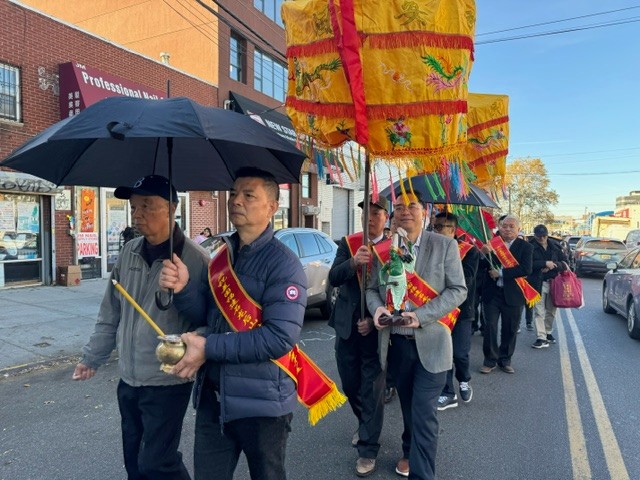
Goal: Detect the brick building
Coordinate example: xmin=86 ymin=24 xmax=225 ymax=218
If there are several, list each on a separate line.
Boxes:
xmin=0 ymin=0 xmax=218 ymax=287
xmin=17 ymin=0 xmax=322 ymax=232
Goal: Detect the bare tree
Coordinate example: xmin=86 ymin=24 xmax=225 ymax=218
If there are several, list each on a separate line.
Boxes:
xmin=500 ymin=158 xmax=558 ymax=233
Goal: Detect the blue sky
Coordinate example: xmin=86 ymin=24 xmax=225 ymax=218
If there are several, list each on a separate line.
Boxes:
xmin=469 ymin=1 xmax=640 ymax=218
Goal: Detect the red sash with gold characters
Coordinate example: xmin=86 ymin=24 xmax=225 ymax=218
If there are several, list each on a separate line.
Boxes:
xmin=345 ymin=232 xmax=367 ymax=284
xmin=458 ymin=241 xmax=473 ymax=261
xmin=209 ymin=245 xmax=346 ymax=425
xmin=489 ymin=236 xmax=540 ymax=307
xmin=372 ymin=240 xmax=460 ymax=333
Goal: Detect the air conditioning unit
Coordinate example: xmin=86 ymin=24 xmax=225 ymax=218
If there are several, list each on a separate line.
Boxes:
xmin=301 ymin=205 xmax=321 ymax=216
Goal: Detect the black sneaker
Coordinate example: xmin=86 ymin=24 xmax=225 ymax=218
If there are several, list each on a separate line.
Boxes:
xmin=532 ymin=339 xmax=549 ymax=349
xmin=459 ymin=382 xmax=473 ymax=403
xmin=546 ymin=334 xmax=556 ymax=344
xmin=437 ymin=394 xmax=458 ymax=411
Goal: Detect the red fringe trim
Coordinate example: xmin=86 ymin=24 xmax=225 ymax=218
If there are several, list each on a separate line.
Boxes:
xmin=287 ymin=97 xmax=467 ymax=119
xmin=468 ymin=149 xmax=509 ymax=168
xmin=467 ymin=116 xmax=509 ymax=135
xmin=286 ymin=31 xmax=474 ymax=59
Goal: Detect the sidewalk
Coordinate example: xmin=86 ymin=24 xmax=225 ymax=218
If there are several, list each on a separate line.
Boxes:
xmin=0 ymin=278 xmax=109 ymax=374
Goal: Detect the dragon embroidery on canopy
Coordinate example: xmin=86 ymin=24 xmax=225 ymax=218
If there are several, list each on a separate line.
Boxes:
xmin=469 ymin=128 xmax=505 ymax=150
xmin=422 ymin=55 xmax=465 ymax=92
xmin=294 ymin=57 xmax=342 ymax=99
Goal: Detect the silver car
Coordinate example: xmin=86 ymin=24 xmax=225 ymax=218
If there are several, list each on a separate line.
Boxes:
xmin=200 ymin=228 xmax=338 ymax=316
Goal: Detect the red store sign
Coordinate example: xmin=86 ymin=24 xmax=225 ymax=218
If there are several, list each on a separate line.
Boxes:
xmin=58 ymin=61 xmax=165 ymax=119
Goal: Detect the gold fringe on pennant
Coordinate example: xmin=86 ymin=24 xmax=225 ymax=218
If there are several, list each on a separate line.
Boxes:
xmin=308 ymin=385 xmax=348 ymax=426
xmin=526 ymin=293 xmax=542 ymax=309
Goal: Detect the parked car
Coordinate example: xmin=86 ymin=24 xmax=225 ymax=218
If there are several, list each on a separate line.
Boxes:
xmin=563 ymin=235 xmax=583 ymax=270
xmin=573 ymin=237 xmax=627 ymax=277
xmin=602 ymin=246 xmax=640 ymax=339
xmin=625 ymin=229 xmax=640 ymax=248
xmin=200 ymin=228 xmax=338 ymax=316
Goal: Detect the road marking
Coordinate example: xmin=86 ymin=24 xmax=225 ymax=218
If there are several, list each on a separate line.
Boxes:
xmin=564 ymin=308 xmax=630 ymax=480
xmin=556 ymin=315 xmax=592 ymax=479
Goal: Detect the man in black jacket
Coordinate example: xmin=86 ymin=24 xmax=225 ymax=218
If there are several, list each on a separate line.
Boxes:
xmin=328 ymin=196 xmax=389 ymax=477
xmin=432 ymin=212 xmax=479 ymax=410
xmin=528 ymin=224 xmax=568 ymax=348
xmin=479 ymin=214 xmax=533 ymax=374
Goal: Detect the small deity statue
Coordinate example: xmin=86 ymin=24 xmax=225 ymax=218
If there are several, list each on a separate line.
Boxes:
xmin=378 ymin=228 xmax=415 ymax=326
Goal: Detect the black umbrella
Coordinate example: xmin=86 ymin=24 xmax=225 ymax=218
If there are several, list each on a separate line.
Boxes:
xmin=380 ymin=174 xmax=499 ymax=208
xmin=2 ymin=96 xmax=307 ymax=307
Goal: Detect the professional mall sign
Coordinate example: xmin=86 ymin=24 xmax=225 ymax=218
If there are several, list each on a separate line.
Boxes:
xmin=58 ymin=61 xmax=165 ymax=119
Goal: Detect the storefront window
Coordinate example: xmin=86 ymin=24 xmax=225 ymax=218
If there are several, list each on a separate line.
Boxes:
xmin=273 ymin=185 xmax=290 ymax=230
xmin=105 ymin=191 xmax=129 ymax=273
xmin=76 ymin=187 xmax=101 ymax=279
xmin=0 ymin=193 xmax=42 ymax=287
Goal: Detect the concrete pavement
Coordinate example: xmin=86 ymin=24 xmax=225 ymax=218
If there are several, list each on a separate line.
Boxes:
xmin=0 ymin=278 xmax=109 ymax=374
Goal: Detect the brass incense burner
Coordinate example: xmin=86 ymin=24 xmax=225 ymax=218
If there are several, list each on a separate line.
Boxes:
xmin=155 ymin=334 xmax=186 ymax=373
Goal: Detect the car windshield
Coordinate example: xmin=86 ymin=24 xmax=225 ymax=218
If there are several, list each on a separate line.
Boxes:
xmin=626 ymin=230 xmax=640 ymax=245
xmin=567 ymin=237 xmax=580 ymax=246
xmin=584 ymin=240 xmax=626 ymax=250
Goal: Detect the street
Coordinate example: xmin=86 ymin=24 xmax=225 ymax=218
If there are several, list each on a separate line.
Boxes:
xmin=1 ymin=276 xmax=639 ymax=480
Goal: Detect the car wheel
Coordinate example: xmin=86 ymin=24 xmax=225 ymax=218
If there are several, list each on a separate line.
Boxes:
xmin=602 ymin=285 xmax=615 ymax=314
xmin=628 ymin=299 xmax=640 ymax=340
xmin=320 ymin=286 xmax=339 ymax=318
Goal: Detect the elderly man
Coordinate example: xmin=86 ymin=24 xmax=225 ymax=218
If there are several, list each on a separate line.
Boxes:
xmin=159 ymin=167 xmax=307 ymax=480
xmin=73 ymin=175 xmax=210 ymax=480
xmin=367 ymin=192 xmax=467 ymax=480
xmin=528 ymin=224 xmax=568 ymax=348
xmin=328 ymin=196 xmax=389 ymax=477
xmin=479 ymin=214 xmax=534 ymax=374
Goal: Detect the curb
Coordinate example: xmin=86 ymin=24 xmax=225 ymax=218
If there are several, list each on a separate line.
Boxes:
xmin=0 ymin=354 xmax=81 ymax=380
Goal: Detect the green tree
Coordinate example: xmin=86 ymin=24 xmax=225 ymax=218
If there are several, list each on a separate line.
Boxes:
xmin=501 ymin=158 xmax=558 ymax=233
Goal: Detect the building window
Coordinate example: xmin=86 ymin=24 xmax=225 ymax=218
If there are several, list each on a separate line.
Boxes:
xmin=254 ymin=0 xmax=284 ymax=27
xmin=302 ymin=173 xmax=310 ymax=198
xmin=254 ymin=49 xmax=287 ymax=102
xmin=229 ymin=32 xmax=245 ymax=83
xmin=0 ymin=63 xmax=21 ymax=122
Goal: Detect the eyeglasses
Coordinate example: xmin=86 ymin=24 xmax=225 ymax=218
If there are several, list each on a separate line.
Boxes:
xmin=393 ymin=203 xmax=422 ymax=212
xmin=433 ymin=224 xmax=455 ymax=231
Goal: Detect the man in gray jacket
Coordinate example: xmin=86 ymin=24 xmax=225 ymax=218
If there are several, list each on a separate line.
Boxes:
xmin=367 ymin=192 xmax=466 ymax=480
xmin=72 ymin=175 xmax=210 ymax=480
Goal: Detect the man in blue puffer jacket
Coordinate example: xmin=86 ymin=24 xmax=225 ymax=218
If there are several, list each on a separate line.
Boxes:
xmin=159 ymin=167 xmax=307 ymax=480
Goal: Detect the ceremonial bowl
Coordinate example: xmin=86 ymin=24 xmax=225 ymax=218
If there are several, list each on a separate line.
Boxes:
xmin=155 ymin=334 xmax=186 ymax=373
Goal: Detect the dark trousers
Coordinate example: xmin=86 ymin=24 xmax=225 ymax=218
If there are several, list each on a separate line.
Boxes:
xmin=388 ymin=335 xmax=446 ymax=480
xmin=117 ymin=380 xmax=192 ymax=480
xmin=482 ymin=292 xmax=524 ymax=367
xmin=443 ymin=318 xmax=472 ymax=396
xmin=335 ymin=324 xmax=385 ymax=459
xmin=194 ymin=382 xmax=292 ymax=480
xmin=524 ymin=304 xmax=533 ymax=325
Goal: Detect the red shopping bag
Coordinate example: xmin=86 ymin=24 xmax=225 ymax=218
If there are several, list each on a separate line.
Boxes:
xmin=550 ymin=270 xmax=583 ymax=308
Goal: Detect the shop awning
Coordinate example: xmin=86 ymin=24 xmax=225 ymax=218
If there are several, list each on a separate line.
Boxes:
xmin=0 ymin=171 xmax=65 ymax=195
xmin=229 ymin=92 xmax=297 ymax=144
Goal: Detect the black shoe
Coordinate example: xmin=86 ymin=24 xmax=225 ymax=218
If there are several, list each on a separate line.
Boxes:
xmin=437 ymin=394 xmax=458 ymax=411
xmin=384 ymin=387 xmax=396 ymax=404
xmin=532 ymin=339 xmax=549 ymax=349
xmin=546 ymin=334 xmax=556 ymax=344
xmin=459 ymin=382 xmax=473 ymax=403
xmin=526 ymin=323 xmax=534 ymax=331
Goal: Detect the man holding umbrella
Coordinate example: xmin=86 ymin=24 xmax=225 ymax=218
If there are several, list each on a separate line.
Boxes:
xmin=159 ymin=167 xmax=308 ymax=480
xmin=72 ymin=175 xmax=210 ymax=480
xmin=367 ymin=191 xmax=467 ymax=479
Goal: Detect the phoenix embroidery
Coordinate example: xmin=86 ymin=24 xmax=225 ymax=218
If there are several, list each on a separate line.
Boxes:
xmin=422 ymin=55 xmax=465 ymax=92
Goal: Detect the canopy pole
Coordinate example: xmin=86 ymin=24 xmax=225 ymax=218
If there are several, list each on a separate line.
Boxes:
xmin=360 ymin=151 xmax=371 ymax=322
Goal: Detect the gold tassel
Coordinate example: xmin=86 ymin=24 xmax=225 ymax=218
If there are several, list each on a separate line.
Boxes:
xmin=308 ymin=385 xmax=348 ymax=426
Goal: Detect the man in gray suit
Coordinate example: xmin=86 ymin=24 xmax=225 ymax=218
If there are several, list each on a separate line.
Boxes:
xmin=367 ymin=192 xmax=467 ymax=480
xmin=328 ymin=196 xmax=389 ymax=477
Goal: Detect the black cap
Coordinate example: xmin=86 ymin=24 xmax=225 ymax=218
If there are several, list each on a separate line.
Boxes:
xmin=533 ymin=224 xmax=548 ymax=237
xmin=114 ymin=175 xmax=178 ymax=203
xmin=358 ymin=196 xmax=389 ymax=212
